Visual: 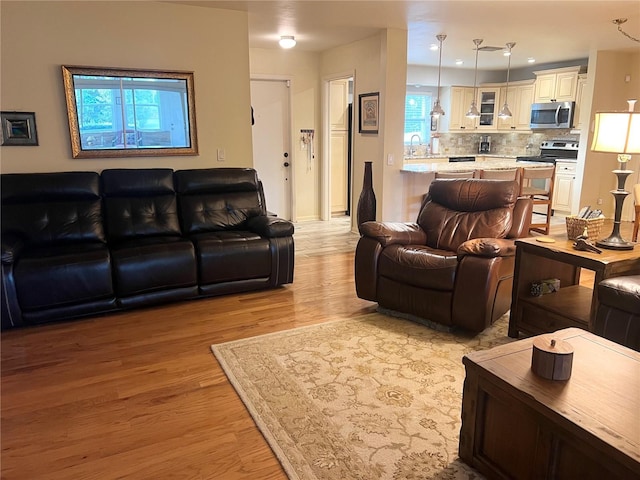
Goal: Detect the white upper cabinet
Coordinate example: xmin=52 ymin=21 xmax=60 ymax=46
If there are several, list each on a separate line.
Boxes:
xmin=497 ymin=81 xmax=535 ymax=131
xmin=533 ymin=66 xmax=581 ymax=103
xmin=477 ymin=87 xmax=501 ymax=130
xmin=573 ymin=74 xmax=588 ymax=129
xmin=449 ymin=86 xmax=477 ymax=131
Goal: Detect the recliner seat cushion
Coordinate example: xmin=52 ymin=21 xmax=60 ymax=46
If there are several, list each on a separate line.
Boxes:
xmin=191 ymin=231 xmax=271 ymax=284
xmin=379 ymin=244 xmax=458 ymax=290
xmin=15 ymin=243 xmax=112 ymax=310
xmin=110 ymin=237 xmax=196 ymax=297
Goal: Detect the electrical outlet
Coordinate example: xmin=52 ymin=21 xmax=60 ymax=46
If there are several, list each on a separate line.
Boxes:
xmin=597 ymin=198 xmax=603 ymax=205
xmin=217 ymin=148 xmax=225 ymax=162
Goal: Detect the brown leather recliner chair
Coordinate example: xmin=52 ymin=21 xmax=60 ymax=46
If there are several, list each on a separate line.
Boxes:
xmin=355 ymin=179 xmax=533 ymax=333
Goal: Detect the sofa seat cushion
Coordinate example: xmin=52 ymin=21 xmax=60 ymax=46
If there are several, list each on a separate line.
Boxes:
xmin=191 ymin=231 xmax=271 ymax=284
xmin=110 ymin=237 xmax=197 ymax=297
xmin=379 ymin=244 xmax=458 ymax=290
xmin=15 ymin=243 xmax=113 ymax=310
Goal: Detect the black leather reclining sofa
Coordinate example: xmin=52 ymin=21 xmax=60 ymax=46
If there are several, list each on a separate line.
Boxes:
xmin=1 ymin=168 xmax=294 ymax=329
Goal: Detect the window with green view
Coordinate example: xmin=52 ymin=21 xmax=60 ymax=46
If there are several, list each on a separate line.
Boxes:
xmin=404 ymin=93 xmax=432 ymax=145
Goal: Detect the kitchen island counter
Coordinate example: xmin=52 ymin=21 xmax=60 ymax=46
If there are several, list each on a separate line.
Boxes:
xmin=400 ymin=159 xmax=551 ymax=221
xmin=402 ymin=158 xmax=548 ymax=173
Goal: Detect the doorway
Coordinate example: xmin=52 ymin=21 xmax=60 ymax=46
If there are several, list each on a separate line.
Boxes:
xmin=326 ymin=76 xmax=354 ymax=220
xmin=250 ymin=78 xmax=293 ymax=220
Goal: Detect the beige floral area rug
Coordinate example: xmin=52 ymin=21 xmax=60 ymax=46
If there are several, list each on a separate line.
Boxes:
xmin=211 ymin=313 xmax=513 ymax=480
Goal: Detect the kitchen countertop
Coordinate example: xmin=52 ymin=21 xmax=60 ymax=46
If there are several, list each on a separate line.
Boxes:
xmin=404 ymin=154 xmax=518 ymax=161
xmin=401 ymin=159 xmax=550 ymax=173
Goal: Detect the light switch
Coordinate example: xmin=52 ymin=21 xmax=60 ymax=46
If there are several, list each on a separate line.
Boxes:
xmin=217 ymin=148 xmax=225 ymax=162
xmin=387 ymin=154 xmax=394 ymax=166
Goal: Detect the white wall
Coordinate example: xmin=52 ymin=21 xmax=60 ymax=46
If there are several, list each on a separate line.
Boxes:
xmin=321 ymin=30 xmax=408 ymax=228
xmin=0 ymin=1 xmax=253 ymax=173
xmin=250 ymin=48 xmax=322 ymax=221
xmin=581 ymin=50 xmax=640 ymax=221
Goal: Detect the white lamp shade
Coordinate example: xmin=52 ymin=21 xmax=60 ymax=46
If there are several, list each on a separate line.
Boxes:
xmin=591 ymin=111 xmax=640 ymax=154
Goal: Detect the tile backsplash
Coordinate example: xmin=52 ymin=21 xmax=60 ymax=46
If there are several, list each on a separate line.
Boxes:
xmin=405 ymin=130 xmax=580 ymax=157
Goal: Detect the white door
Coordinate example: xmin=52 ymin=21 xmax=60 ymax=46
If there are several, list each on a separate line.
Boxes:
xmin=250 ymin=79 xmax=291 ymax=220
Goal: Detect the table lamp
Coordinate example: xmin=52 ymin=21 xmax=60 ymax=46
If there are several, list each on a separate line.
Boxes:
xmin=590 ymin=99 xmax=640 ymax=250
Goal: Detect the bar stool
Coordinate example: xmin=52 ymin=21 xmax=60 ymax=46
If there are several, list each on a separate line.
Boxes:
xmin=519 ymin=166 xmax=555 ymax=235
xmin=479 ymin=168 xmax=521 ymax=183
xmin=435 ymin=171 xmax=476 ymax=179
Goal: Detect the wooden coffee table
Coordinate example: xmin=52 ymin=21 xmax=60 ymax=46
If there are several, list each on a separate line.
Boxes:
xmin=509 ymin=236 xmax=640 ymax=338
xmin=459 ymin=328 xmax=640 ymax=479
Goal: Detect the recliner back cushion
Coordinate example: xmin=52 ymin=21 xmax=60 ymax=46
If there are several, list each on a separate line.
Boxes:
xmin=101 ymin=169 xmax=181 ymax=241
xmin=1 ymin=172 xmax=105 ymax=246
xmin=175 ymin=168 xmax=264 ymax=234
xmin=418 ymin=179 xmax=517 ymax=252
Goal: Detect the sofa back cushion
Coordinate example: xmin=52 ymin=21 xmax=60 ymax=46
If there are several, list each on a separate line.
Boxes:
xmin=418 ymin=179 xmax=518 ymax=251
xmin=1 ymin=172 xmax=105 ymax=246
xmin=175 ymin=168 xmax=265 ymax=234
xmin=101 ymin=169 xmax=181 ymax=241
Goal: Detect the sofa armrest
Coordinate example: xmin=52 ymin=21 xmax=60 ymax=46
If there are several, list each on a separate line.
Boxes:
xmin=359 ymin=221 xmax=427 ymax=247
xmin=247 ymin=215 xmax=294 ymax=238
xmin=457 ymin=238 xmax=516 ymax=259
xmin=1 ymin=233 xmax=25 ymax=265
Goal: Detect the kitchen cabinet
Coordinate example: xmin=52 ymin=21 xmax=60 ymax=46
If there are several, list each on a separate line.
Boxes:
xmin=497 ymin=81 xmax=535 ymax=131
xmin=449 ymin=86 xmax=477 ymax=131
xmin=330 ymin=130 xmax=348 ymax=214
xmin=477 ymin=87 xmax=500 ymax=129
xmin=533 ymin=66 xmax=581 ymax=103
xmin=552 ymin=161 xmax=576 ymax=213
xmin=449 ymin=86 xmax=500 ymax=131
xmin=573 ymin=74 xmax=588 ymax=129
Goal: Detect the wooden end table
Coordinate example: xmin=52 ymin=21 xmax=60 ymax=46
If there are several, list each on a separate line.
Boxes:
xmin=459 ymin=328 xmax=640 ymax=479
xmin=508 ymin=236 xmax=640 ymax=338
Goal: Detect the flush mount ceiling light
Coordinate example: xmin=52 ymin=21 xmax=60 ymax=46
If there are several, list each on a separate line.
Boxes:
xmin=527 ymin=57 xmax=536 ymax=63
xmin=465 ymin=38 xmax=483 ymax=119
xmin=613 ymin=18 xmax=640 ymax=43
xmin=430 ymin=34 xmax=447 ymax=117
xmin=279 ymin=35 xmax=297 ymax=49
xmin=498 ymin=42 xmax=516 ymax=119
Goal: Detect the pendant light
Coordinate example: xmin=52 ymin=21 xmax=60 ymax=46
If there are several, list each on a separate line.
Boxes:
xmin=465 ymin=38 xmax=483 ymax=118
xmin=430 ymin=34 xmax=447 ymax=117
xmin=498 ymin=42 xmax=516 ymax=119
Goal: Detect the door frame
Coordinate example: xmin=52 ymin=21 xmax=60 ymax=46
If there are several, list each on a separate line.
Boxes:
xmin=250 ymin=74 xmax=296 ymax=222
xmin=321 ymin=70 xmax=355 ymax=221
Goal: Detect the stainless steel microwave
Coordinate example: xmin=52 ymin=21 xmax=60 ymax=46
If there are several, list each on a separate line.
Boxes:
xmin=530 ymin=101 xmax=575 ymax=129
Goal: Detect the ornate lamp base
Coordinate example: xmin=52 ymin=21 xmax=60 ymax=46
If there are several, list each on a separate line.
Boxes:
xmin=596 ymin=169 xmax=635 ymax=251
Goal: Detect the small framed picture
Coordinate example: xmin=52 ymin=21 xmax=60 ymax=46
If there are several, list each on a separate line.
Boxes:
xmin=358 ymin=92 xmax=379 ymax=134
xmin=1 ymin=112 xmax=38 ymax=146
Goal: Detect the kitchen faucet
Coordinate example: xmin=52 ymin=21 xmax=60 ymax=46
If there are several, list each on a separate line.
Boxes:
xmin=410 ymin=134 xmax=421 ymax=156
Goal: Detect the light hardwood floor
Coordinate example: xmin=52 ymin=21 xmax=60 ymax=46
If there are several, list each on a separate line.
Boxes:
xmin=0 ymin=217 xmax=632 ymax=479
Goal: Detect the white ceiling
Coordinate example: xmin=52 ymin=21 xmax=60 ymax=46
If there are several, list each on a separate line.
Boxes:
xmin=175 ymin=1 xmax=640 ymax=70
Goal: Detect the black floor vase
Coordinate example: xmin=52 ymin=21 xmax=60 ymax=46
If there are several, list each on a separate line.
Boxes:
xmin=357 ymin=161 xmax=376 ymax=233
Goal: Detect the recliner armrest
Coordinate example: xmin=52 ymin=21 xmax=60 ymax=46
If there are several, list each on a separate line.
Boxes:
xmin=359 ymin=221 xmax=427 ymax=247
xmin=457 ymin=238 xmax=516 ymax=259
xmin=247 ymin=215 xmax=294 ymax=238
xmin=1 ymin=233 xmax=25 ymax=265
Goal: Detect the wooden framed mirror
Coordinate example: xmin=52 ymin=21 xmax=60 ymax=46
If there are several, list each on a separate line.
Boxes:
xmin=62 ymin=66 xmax=198 ymax=158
